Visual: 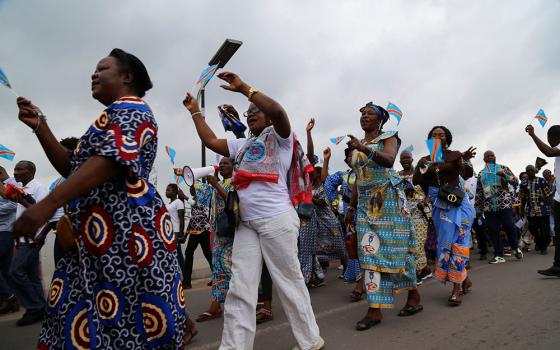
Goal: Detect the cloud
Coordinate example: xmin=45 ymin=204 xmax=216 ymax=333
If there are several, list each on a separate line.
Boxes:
xmin=1 ymin=0 xmax=559 ymax=192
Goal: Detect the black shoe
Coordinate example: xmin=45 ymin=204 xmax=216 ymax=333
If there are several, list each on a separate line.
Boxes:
xmin=417 ymin=268 xmax=433 ymax=281
xmin=514 ymin=248 xmax=524 ymax=260
xmin=537 ymin=266 xmax=560 ymax=277
xmin=0 ymin=296 xmax=19 ymax=315
xmin=16 ymin=309 xmax=45 ymax=327
xmin=207 ymin=280 xmax=213 ymax=287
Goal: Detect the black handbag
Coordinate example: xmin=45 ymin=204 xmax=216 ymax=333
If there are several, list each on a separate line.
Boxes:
xmin=436 ymin=169 xmax=464 ymax=207
xmin=224 ymin=189 xmax=240 ymax=232
xmin=216 ymin=211 xmax=235 ymax=239
xmin=297 ymin=202 xmax=314 ymax=219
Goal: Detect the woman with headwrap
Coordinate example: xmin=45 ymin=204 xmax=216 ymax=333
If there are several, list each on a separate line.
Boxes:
xmin=345 ymin=102 xmax=422 ymax=331
xmin=413 ymin=126 xmax=476 ymax=306
xmin=13 ymin=49 xmax=192 ymax=348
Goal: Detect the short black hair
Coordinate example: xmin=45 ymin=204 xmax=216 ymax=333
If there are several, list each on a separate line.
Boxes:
xmin=19 ymin=160 xmax=36 ymax=175
xmin=109 ymin=48 xmax=153 ymax=98
xmin=60 ymin=137 xmax=80 ymax=151
xmin=548 ymin=125 xmax=560 ymax=139
xmin=427 ymin=126 xmax=453 ymax=147
xmin=167 ymin=183 xmax=178 ymax=193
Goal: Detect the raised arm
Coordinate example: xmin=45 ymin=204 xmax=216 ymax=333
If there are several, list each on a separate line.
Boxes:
xmin=306 ymin=118 xmax=316 ymax=162
xmin=321 ymin=148 xmax=331 ymax=184
xmin=17 ymin=97 xmax=72 ymax=177
xmin=12 ymin=155 xmax=124 ymax=237
xmin=526 ymin=125 xmax=560 ymax=157
xmin=183 ymin=93 xmax=230 ymax=156
xmin=218 ymin=72 xmax=291 ymax=138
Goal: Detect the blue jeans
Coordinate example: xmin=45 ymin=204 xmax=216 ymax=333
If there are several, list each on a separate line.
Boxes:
xmin=0 ymin=231 xmax=15 ymax=299
xmin=8 ymin=244 xmax=46 ymax=311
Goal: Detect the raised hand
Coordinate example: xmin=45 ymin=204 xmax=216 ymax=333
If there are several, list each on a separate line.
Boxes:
xmin=525 ymin=124 xmax=535 ymax=137
xmin=306 ymin=117 xmax=315 ymax=132
xmin=182 ymin=92 xmax=200 ymax=114
xmin=16 ymin=97 xmax=44 ymax=130
xmin=462 ymin=146 xmax=477 ymax=160
xmin=217 ymin=72 xmax=247 ymax=93
xmin=323 ymin=147 xmax=332 ymax=160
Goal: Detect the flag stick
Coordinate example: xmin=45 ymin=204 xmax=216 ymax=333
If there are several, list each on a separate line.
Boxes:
xmin=9 ymin=88 xmax=19 ymax=97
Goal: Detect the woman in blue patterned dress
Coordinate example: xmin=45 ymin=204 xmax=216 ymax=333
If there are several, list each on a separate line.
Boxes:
xmin=345 ymin=102 xmax=422 ymax=331
xmin=13 ymin=49 xmax=191 ymax=349
xmin=196 ymin=157 xmax=234 ymax=322
xmin=324 ymin=148 xmax=363 ymax=293
xmin=413 ymin=126 xmax=476 ymax=306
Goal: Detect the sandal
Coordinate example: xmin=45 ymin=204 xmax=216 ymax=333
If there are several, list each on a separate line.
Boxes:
xmin=195 ymin=309 xmax=222 ymax=322
xmin=256 ymin=308 xmax=274 ymax=324
xmin=349 ymin=290 xmax=364 ymax=302
xmin=398 ymin=304 xmax=424 ymax=317
xmin=461 ymin=280 xmax=473 ymax=295
xmin=355 ymin=316 xmax=381 ymax=331
xmin=448 ymin=293 xmax=462 ymax=306
xmin=184 ymin=319 xmax=198 ymax=345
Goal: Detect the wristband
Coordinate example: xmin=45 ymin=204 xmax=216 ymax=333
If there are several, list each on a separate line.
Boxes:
xmin=191 ymin=111 xmax=202 ymax=118
xmin=32 ymin=113 xmax=47 ymax=134
xmin=248 ymin=87 xmax=259 ymax=101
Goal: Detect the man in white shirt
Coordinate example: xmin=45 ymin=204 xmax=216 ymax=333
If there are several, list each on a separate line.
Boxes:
xmin=6 ymin=161 xmax=49 ymax=326
xmin=526 ymin=124 xmax=560 ymax=277
xmin=165 ymin=183 xmax=186 ymax=276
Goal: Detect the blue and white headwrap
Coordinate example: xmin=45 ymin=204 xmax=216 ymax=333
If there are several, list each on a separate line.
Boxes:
xmin=360 ymin=102 xmax=390 ymax=123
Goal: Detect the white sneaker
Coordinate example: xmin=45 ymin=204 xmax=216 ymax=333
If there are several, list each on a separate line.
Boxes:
xmin=292 ymin=336 xmax=325 ymax=350
xmin=489 ymin=256 xmax=506 ymax=264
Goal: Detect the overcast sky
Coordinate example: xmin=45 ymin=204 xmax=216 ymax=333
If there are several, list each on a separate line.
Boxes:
xmin=1 ymin=0 xmax=559 ymax=192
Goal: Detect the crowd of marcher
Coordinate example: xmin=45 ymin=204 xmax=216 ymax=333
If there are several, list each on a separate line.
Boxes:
xmin=0 ymin=48 xmax=559 ymax=350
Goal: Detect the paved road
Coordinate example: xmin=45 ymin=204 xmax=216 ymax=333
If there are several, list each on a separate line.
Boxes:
xmin=1 ymin=251 xmax=558 ymax=349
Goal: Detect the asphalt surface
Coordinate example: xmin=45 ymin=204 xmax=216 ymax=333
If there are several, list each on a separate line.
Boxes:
xmin=1 ymin=250 xmax=559 ymax=350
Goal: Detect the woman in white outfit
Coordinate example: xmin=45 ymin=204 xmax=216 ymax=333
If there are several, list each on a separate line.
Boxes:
xmin=182 ymin=71 xmax=324 ymax=350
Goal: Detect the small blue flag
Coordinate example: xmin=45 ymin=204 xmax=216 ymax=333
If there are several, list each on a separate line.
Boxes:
xmin=165 ymin=146 xmax=176 ymax=165
xmin=0 ymin=144 xmax=15 ymax=161
xmin=534 ymin=109 xmax=548 ymax=127
xmin=386 ymin=102 xmax=403 ymax=125
xmin=426 ymin=138 xmax=443 ymax=163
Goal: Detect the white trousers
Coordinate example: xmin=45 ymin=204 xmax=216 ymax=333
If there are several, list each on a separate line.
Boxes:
xmin=219 ymin=209 xmax=321 ymax=350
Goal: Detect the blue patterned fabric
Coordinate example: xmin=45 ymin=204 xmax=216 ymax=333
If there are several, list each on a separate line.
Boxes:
xmin=351 ymin=131 xmax=417 ymax=308
xmin=38 ymin=97 xmax=186 ymax=350
xmin=210 ymin=178 xmax=233 ymax=303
